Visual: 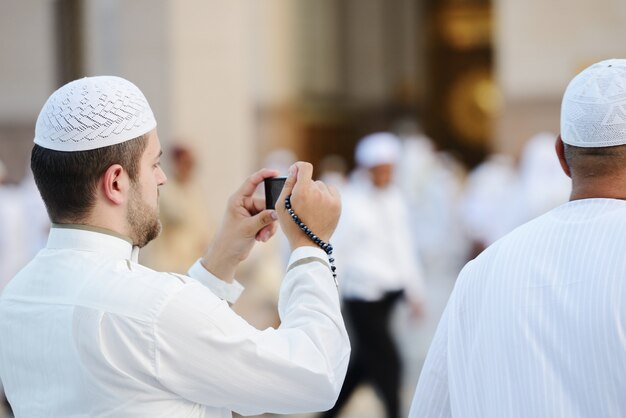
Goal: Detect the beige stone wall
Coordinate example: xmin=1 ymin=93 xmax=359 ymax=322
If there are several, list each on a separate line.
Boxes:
xmin=83 ymin=0 xmax=172 ymax=147
xmin=82 ymin=0 xmax=258 ymax=219
xmin=494 ymin=0 xmax=626 ymax=155
xmin=0 ymin=0 xmax=55 ymax=183
xmin=496 ymin=0 xmax=626 ymax=100
xmin=167 ymin=0 xmax=255 ymax=218
xmin=0 ymin=0 xmax=55 ymax=123
xmin=4 ymin=0 xmax=626 ymax=181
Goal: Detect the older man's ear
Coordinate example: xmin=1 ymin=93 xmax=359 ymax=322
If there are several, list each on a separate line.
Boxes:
xmin=555 ymin=135 xmax=571 ymax=178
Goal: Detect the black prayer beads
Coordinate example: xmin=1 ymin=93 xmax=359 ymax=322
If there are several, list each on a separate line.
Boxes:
xmin=285 ymin=195 xmax=337 ymax=284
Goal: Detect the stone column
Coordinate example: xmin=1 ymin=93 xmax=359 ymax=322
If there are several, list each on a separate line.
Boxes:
xmin=0 ymin=0 xmax=56 ymax=182
xmin=84 ymin=0 xmax=257 ymax=218
xmin=495 ymin=0 xmax=626 ymax=155
xmin=168 ymin=0 xmax=255 ymax=217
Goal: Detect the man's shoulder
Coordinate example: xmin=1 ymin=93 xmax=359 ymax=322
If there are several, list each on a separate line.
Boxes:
xmin=2 ymin=253 xmax=205 ymax=322
xmin=459 ymin=211 xmax=557 ymax=274
xmin=462 ymin=199 xmax=626 ymax=274
xmin=128 ymin=262 xmax=196 ymax=287
xmin=92 ymin=262 xmax=202 ymax=316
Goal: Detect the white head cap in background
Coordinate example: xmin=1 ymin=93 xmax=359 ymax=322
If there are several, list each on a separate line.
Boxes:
xmin=355 ymin=132 xmax=401 ymax=168
xmin=34 ymin=76 xmax=156 ymax=152
xmin=561 ymin=59 xmax=626 ymax=148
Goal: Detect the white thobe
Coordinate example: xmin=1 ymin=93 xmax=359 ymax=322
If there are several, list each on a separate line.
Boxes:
xmin=410 ymin=198 xmax=626 ymax=418
xmin=333 ymin=182 xmax=425 ymax=303
xmin=0 ymin=226 xmax=350 ymax=417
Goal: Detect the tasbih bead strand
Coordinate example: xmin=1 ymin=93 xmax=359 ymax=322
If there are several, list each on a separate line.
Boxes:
xmin=285 ymin=195 xmax=338 ymax=286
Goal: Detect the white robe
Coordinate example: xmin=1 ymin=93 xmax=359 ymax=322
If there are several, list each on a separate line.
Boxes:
xmin=333 ymin=181 xmax=425 ymax=303
xmin=0 ymin=226 xmax=350 ymax=417
xmin=410 ymin=198 xmax=626 ymax=417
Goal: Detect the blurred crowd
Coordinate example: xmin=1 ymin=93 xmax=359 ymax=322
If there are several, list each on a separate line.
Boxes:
xmin=0 ymin=160 xmax=49 ymax=293
xmin=0 ymin=128 xmax=571 ymax=418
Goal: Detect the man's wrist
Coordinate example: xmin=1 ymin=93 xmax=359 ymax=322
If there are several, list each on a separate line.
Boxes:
xmin=200 ymin=244 xmax=237 ymax=283
xmin=188 ymin=260 xmax=244 ymax=304
xmin=289 ymin=237 xmax=319 ymax=252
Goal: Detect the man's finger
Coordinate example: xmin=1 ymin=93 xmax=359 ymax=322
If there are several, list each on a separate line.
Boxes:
xmin=279 ymin=164 xmax=298 ymax=201
xmin=242 ymin=195 xmax=266 ymax=215
xmin=255 ymin=222 xmax=278 ymax=242
xmin=236 ymin=168 xmax=280 ymax=199
xmin=251 ymin=196 xmax=266 ymax=214
xmin=314 ymin=180 xmax=329 ymax=192
xmin=328 ymin=184 xmax=340 ymax=199
xmin=278 ymin=161 xmax=313 ymax=205
xmin=295 ymin=162 xmax=313 ymax=184
xmin=251 ymin=209 xmax=278 ymax=235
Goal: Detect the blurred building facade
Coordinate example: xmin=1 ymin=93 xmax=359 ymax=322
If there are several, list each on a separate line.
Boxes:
xmin=2 ymin=0 xmax=626 ymax=183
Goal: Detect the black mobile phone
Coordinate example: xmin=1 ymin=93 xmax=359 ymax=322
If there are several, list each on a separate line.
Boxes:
xmin=264 ymin=176 xmax=287 ymax=210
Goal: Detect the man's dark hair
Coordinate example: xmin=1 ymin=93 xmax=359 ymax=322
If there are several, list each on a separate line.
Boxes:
xmin=31 ymin=135 xmax=148 ymax=223
xmin=563 ymin=142 xmax=626 ymax=179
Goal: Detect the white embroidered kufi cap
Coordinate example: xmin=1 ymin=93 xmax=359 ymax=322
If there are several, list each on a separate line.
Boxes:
xmin=355 ymin=132 xmax=401 ymax=168
xmin=34 ymin=76 xmax=156 ymax=152
xmin=561 ymin=59 xmax=626 ymax=147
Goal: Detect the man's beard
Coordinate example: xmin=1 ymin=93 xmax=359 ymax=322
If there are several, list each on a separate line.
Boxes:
xmin=127 ymin=185 xmax=161 ymax=248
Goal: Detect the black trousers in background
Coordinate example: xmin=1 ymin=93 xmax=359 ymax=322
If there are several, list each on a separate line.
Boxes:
xmin=322 ymin=290 xmax=403 ymax=418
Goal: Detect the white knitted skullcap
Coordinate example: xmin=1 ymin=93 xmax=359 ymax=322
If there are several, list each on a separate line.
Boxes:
xmin=355 ymin=132 xmax=401 ymax=168
xmin=561 ymin=59 xmax=626 ymax=147
xmin=34 ymin=76 xmax=156 ymax=152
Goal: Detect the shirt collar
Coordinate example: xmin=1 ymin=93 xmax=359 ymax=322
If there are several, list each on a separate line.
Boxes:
xmin=47 ymin=224 xmax=139 ymax=263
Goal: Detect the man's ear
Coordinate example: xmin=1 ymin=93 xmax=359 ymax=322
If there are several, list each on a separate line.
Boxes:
xmin=555 ymin=135 xmax=572 ymax=178
xmin=101 ymin=164 xmax=130 ymax=205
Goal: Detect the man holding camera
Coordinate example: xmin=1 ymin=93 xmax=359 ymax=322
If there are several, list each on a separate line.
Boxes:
xmin=0 ymin=76 xmax=349 ymax=417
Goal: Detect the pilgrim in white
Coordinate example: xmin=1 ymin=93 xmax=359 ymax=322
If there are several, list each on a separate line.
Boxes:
xmin=409 ymin=59 xmax=626 ymax=417
xmin=323 ymin=133 xmax=425 ymax=418
xmin=0 ymin=76 xmax=350 ymax=418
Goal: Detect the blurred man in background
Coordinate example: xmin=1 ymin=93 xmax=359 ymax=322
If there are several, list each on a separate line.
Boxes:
xmin=143 ymin=143 xmax=214 ymax=273
xmin=324 ymin=132 xmax=426 ymax=418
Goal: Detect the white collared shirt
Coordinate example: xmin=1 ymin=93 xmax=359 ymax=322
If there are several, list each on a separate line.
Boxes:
xmin=410 ymin=198 xmax=626 ymax=418
xmin=0 ymin=227 xmax=349 ymax=417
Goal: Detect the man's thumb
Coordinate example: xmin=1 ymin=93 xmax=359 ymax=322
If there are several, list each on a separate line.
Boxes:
xmin=279 ymin=163 xmax=299 ymax=200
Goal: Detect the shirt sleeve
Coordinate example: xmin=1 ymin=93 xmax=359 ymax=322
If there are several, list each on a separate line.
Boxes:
xmin=187 ymin=259 xmax=244 ymax=304
xmin=154 ymin=246 xmax=350 ymax=416
xmin=408 ymin=299 xmax=452 ymax=418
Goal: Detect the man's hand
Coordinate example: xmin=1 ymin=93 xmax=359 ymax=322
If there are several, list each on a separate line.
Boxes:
xmin=277 ymin=162 xmax=341 ymax=251
xmin=201 ymin=168 xmax=280 ymax=281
